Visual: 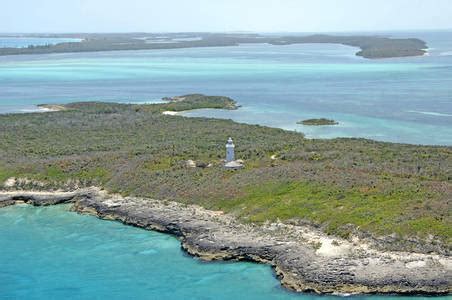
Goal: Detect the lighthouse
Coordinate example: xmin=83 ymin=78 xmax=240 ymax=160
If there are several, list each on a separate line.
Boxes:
xmin=224 ymin=137 xmax=244 ymax=169
xmin=225 ymin=137 xmax=235 ymax=162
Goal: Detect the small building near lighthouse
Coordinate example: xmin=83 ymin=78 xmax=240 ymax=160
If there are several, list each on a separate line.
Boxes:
xmin=224 ymin=137 xmax=244 ymax=169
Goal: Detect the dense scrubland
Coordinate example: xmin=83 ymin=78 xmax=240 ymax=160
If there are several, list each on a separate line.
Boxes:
xmin=0 ymin=33 xmax=427 ymax=59
xmin=298 ymin=118 xmax=339 ymax=126
xmin=0 ymin=96 xmax=450 ymax=252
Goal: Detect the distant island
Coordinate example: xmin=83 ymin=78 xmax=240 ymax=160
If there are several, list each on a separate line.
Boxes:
xmin=0 ymin=95 xmax=450 ymax=294
xmin=0 ymin=33 xmax=427 ymax=59
xmin=298 ymin=118 xmax=339 ymax=126
xmin=161 ymin=94 xmax=239 ymax=111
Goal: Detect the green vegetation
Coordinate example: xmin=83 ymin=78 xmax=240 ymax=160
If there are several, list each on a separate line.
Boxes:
xmin=215 ymin=181 xmax=449 ymax=241
xmin=159 ymin=94 xmax=238 ymax=112
xmin=0 ymin=98 xmax=450 ymax=251
xmin=298 ymin=118 xmax=339 ymax=126
xmin=0 ymin=33 xmax=427 ymax=59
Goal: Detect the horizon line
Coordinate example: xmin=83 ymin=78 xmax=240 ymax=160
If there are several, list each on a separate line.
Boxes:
xmin=1 ymin=28 xmax=452 ymax=35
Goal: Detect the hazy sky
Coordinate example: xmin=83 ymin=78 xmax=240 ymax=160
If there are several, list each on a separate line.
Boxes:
xmin=2 ymin=0 xmax=452 ymax=33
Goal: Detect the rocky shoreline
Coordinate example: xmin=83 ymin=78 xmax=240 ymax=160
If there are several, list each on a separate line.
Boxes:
xmin=0 ymin=188 xmax=450 ymax=295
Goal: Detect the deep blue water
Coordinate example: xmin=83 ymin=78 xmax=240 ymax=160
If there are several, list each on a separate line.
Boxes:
xmin=0 ymin=31 xmax=451 ymax=145
xmin=0 ymin=204 xmax=449 ymax=300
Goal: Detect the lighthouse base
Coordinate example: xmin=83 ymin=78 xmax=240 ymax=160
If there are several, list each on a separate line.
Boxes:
xmin=224 ymin=160 xmax=244 ymax=170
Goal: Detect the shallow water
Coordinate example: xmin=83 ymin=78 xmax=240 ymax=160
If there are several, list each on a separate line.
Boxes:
xmin=0 ymin=31 xmax=451 ymax=145
xmin=0 ymin=37 xmax=81 ymax=48
xmin=0 ymin=204 xmax=448 ymax=300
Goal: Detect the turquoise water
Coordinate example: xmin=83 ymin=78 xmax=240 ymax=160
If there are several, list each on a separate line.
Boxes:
xmin=0 ymin=31 xmax=451 ymax=145
xmin=0 ymin=37 xmax=81 ymax=48
xmin=0 ymin=204 xmax=449 ymax=300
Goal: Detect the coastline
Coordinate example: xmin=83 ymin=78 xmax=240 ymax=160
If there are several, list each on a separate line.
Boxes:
xmin=36 ymin=104 xmax=68 ymax=112
xmin=1 ymin=188 xmax=450 ymax=295
xmin=0 ymin=33 xmax=428 ymax=59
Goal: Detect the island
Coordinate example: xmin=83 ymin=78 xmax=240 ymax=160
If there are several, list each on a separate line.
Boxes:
xmin=0 ymin=96 xmax=450 ymax=295
xmin=0 ymin=33 xmax=428 ymax=59
xmin=160 ymin=94 xmax=239 ymax=112
xmin=297 ymin=118 xmax=339 ymax=126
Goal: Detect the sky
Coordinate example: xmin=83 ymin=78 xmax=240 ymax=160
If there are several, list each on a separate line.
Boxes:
xmin=1 ymin=0 xmax=452 ymax=33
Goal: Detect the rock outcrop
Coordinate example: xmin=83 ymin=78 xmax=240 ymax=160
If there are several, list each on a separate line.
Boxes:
xmin=0 ymin=188 xmax=450 ymax=295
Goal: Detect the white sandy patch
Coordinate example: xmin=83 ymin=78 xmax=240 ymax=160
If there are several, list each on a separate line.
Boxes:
xmin=3 ymin=178 xmax=16 ymax=187
xmin=0 ymin=186 xmax=98 ymax=196
xmin=315 ymin=237 xmax=352 ymax=257
xmin=405 ymin=260 xmax=427 ymax=269
xmin=162 ymin=111 xmax=179 ymax=116
xmin=36 ymin=107 xmax=54 ymax=112
xmin=37 ymin=105 xmax=67 ymax=112
xmin=438 ymin=258 xmax=452 ymax=270
xmin=103 ymin=199 xmax=122 ymax=208
xmin=0 ymin=190 xmax=71 ymax=196
xmin=185 ymin=160 xmax=196 ymax=168
xmin=2 ymin=177 xmax=46 ymax=188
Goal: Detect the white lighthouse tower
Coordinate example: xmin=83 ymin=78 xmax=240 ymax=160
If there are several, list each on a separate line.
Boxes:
xmin=224 ymin=137 xmax=244 ymax=169
xmin=226 ymin=137 xmax=235 ymax=162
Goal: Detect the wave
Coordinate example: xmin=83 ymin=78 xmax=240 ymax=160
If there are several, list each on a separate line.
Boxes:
xmin=407 ymin=110 xmax=452 ymax=117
